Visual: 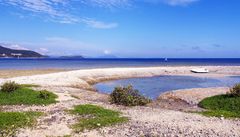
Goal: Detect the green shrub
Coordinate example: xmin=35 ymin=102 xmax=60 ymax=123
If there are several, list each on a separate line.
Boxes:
xmin=110 ymin=85 xmax=151 ymax=106
xmin=39 ymin=90 xmax=51 ymax=99
xmin=230 ymin=84 xmax=240 ymax=97
xmin=1 ymin=81 xmax=20 ymax=93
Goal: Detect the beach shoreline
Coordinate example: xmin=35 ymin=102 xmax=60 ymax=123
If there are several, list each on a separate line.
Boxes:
xmin=0 ymin=66 xmax=238 ymax=103
xmin=1 ymin=66 xmax=240 ymax=136
xmin=1 ymin=66 xmax=239 ymax=88
xmin=0 ymin=69 xmax=69 ymax=79
xmin=0 ymin=66 xmax=239 ymax=108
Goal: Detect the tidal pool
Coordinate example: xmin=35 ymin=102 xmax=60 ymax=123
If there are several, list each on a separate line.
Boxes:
xmin=94 ymin=75 xmax=240 ymax=99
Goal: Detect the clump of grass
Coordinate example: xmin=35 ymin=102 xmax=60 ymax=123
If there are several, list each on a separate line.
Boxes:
xmin=198 ymin=110 xmax=239 ymax=118
xmin=0 ymin=87 xmax=58 ymax=105
xmin=1 ymin=81 xmax=20 ymax=93
xmin=69 ymin=104 xmax=128 ymax=132
xmin=39 ymin=90 xmax=52 ymax=99
xmin=110 ymin=85 xmax=151 ymax=106
xmin=229 ymin=84 xmax=240 ymax=97
xmin=20 ymin=84 xmax=40 ymax=88
xmin=198 ymin=94 xmax=240 ymax=118
xmin=0 ymin=111 xmax=42 ymax=136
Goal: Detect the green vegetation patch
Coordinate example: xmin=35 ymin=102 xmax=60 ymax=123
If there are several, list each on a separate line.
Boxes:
xmin=0 ymin=111 xmax=42 ymax=136
xmin=198 ymin=110 xmax=240 ymax=118
xmin=199 ymin=94 xmax=240 ymax=118
xmin=70 ymin=104 xmax=128 ymax=132
xmin=0 ymin=87 xmax=58 ymax=105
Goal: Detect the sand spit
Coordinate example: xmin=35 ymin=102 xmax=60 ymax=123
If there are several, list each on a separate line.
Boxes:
xmin=0 ymin=66 xmax=240 ymax=137
xmin=2 ymin=66 xmax=240 ymax=89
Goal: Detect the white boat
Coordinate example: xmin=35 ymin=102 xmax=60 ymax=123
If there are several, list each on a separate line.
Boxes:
xmin=191 ymin=68 xmax=209 ymax=73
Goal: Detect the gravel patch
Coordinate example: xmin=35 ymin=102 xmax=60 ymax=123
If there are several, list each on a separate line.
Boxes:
xmin=0 ymin=66 xmax=240 ymax=137
xmin=159 ymin=87 xmax=229 ymax=105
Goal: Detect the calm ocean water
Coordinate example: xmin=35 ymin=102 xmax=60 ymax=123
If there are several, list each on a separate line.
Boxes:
xmin=94 ymin=76 xmax=240 ymax=99
xmin=1 ymin=58 xmax=240 ymax=69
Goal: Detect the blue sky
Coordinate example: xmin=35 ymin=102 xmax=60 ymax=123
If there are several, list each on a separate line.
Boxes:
xmin=0 ymin=0 xmax=240 ymax=58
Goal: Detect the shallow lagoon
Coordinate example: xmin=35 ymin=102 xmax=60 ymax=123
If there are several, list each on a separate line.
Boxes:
xmin=94 ymin=75 xmax=240 ymax=99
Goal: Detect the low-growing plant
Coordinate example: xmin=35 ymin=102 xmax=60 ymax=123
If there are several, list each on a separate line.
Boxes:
xmin=39 ymin=90 xmax=51 ymax=99
xmin=229 ymin=84 xmax=240 ymax=97
xmin=0 ymin=111 xmax=42 ymax=136
xmin=198 ymin=94 xmax=240 ymax=118
xmin=70 ymin=104 xmax=128 ymax=132
xmin=110 ymin=85 xmax=151 ymax=106
xmin=0 ymin=87 xmax=58 ymax=105
xmin=0 ymin=81 xmax=20 ymax=93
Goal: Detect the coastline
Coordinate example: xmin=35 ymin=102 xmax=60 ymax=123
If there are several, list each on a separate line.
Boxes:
xmin=0 ymin=66 xmax=240 ymax=136
xmin=0 ymin=66 xmax=238 ymax=103
xmin=2 ymin=66 xmax=240 ymax=84
xmin=0 ymin=66 xmax=239 ymax=108
xmin=0 ymin=69 xmax=69 ymax=79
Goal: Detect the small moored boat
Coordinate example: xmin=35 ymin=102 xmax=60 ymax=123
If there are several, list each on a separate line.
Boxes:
xmin=191 ymin=68 xmax=209 ymax=73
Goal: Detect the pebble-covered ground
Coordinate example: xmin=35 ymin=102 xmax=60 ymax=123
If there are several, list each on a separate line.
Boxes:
xmin=0 ymin=66 xmax=240 ymax=137
xmin=1 ymin=86 xmax=239 ymax=137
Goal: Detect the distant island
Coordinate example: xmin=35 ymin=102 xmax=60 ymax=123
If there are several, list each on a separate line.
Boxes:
xmin=59 ymin=55 xmax=84 ymax=59
xmin=0 ymin=45 xmax=44 ymax=58
xmin=97 ymin=55 xmax=118 ymax=58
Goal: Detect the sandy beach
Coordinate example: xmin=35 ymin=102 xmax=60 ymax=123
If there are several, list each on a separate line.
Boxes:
xmin=0 ymin=69 xmax=68 ymax=79
xmin=0 ymin=66 xmax=240 ymax=137
xmin=2 ymin=0 xmax=240 ymax=136
xmin=2 ymin=66 xmax=240 ymax=89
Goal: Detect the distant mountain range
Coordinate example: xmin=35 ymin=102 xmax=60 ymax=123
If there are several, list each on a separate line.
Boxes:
xmin=0 ymin=45 xmax=119 ymax=59
xmin=0 ymin=45 xmax=44 ymax=58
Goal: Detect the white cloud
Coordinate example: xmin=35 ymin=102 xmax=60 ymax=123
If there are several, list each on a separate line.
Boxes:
xmin=104 ymin=50 xmax=111 ymax=55
xmin=42 ymin=37 xmax=105 ymax=56
xmin=1 ymin=37 xmax=107 ymax=56
xmin=35 ymin=48 xmax=49 ymax=55
xmin=139 ymin=0 xmax=198 ymax=6
xmin=1 ymin=0 xmax=77 ymax=23
xmin=0 ymin=42 xmax=29 ymax=50
xmin=163 ymin=0 xmax=199 ymax=6
xmin=1 ymin=0 xmax=118 ymax=28
xmin=0 ymin=0 xmax=199 ymax=29
xmin=81 ymin=0 xmax=198 ymax=7
xmin=82 ymin=19 xmax=118 ymax=29
xmin=45 ymin=37 xmax=72 ymax=43
xmin=38 ymin=47 xmax=49 ymax=52
xmin=9 ymin=44 xmax=29 ymax=50
xmin=81 ymin=0 xmax=130 ymax=8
